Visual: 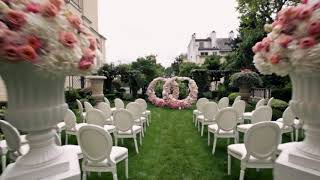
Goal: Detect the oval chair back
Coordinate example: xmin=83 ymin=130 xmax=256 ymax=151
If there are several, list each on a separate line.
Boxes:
xmin=0 ymin=120 xmax=21 ymax=153
xmin=282 ymin=106 xmax=295 ymax=127
xmin=113 ymin=109 xmax=134 ymax=132
xmin=234 ymin=96 xmax=241 ymax=103
xmin=104 ymin=97 xmax=111 ymax=107
xmin=255 ymin=99 xmax=266 ymax=109
xmin=96 ymin=102 xmax=112 ymax=119
xmin=126 ymin=102 xmax=142 ymax=120
xmin=202 ymin=102 xmax=219 ymax=121
xmin=135 ymin=98 xmax=147 ymax=112
xmin=232 ymin=100 xmax=246 ymax=122
xmin=114 ymin=98 xmax=125 ymax=109
xmin=215 ymin=108 xmax=238 ymax=132
xmin=84 ymin=101 xmax=94 ymax=112
xmin=76 ymin=99 xmax=84 ymax=114
xmin=86 ymin=109 xmax=106 ymax=127
xmin=64 ymin=109 xmax=77 ymax=131
xmin=251 ymin=106 xmax=272 ymax=124
xmin=267 ymin=97 xmax=274 ymax=107
xmin=78 ymin=125 xmax=114 ymax=165
xmin=196 ymin=98 xmax=209 ymax=113
xmin=244 ymin=122 xmax=281 ymax=160
xmin=218 ymin=97 xmax=229 ymax=109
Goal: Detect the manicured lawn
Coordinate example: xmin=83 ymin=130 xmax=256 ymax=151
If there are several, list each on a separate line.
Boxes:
xmin=66 ymin=105 xmax=274 ymax=180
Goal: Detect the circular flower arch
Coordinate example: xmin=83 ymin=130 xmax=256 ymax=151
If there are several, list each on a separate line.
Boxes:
xmin=146 ymin=76 xmax=198 ymax=109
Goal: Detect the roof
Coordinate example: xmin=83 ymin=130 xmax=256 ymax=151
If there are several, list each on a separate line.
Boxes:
xmin=198 ymin=47 xmax=219 ymax=51
xmin=195 ymin=38 xmax=211 ymax=42
xmin=216 ymin=38 xmax=232 ymax=51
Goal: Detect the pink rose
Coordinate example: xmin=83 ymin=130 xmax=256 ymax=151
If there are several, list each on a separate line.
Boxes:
xmin=59 ymin=31 xmax=78 ymax=48
xmin=299 ymin=37 xmax=316 ymax=49
xmin=278 ymin=35 xmax=294 ymax=48
xmin=0 ymin=22 xmax=8 ymax=29
xmin=298 ymin=7 xmax=312 ymax=19
xmin=88 ymin=37 xmax=97 ymax=51
xmin=270 ymin=54 xmax=281 ymax=65
xmin=5 ymin=10 xmax=26 ymax=30
xmin=301 ymin=0 xmax=308 ymax=4
xmin=252 ymin=42 xmax=264 ymax=53
xmin=17 ymin=45 xmax=38 ymax=63
xmin=308 ymin=20 xmax=320 ymax=36
xmin=27 ymin=36 xmax=42 ymax=50
xmin=67 ymin=15 xmax=82 ymax=30
xmin=41 ymin=2 xmax=58 ymax=17
xmin=82 ymin=48 xmax=96 ymax=61
xmin=49 ymin=0 xmax=65 ymax=10
xmin=3 ymin=45 xmax=19 ymax=61
xmin=312 ymin=2 xmax=320 ymax=11
xmin=78 ymin=59 xmax=92 ymax=70
xmin=26 ymin=3 xmax=41 ymax=13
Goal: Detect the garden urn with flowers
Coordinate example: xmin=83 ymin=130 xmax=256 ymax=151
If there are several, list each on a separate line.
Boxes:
xmin=0 ymin=0 xmax=98 ymax=179
xmin=253 ymin=0 xmax=320 ymax=178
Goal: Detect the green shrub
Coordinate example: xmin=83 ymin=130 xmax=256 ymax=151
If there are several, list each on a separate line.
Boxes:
xmin=123 ymin=93 xmax=134 ymax=101
xmin=228 ymin=92 xmax=239 ymax=104
xmin=271 ymin=99 xmax=288 ymax=112
xmin=217 ymin=84 xmax=230 ymax=99
xmin=112 ymin=79 xmax=122 ymax=91
xmin=272 ymin=88 xmax=292 ymax=102
xmin=230 ymin=71 xmax=262 ymax=88
xmin=178 ymin=81 xmax=188 ymax=99
xmin=203 ymin=91 xmax=213 ymax=99
xmin=65 ymin=88 xmax=81 ymax=109
xmin=155 ymin=81 xmax=165 ymax=98
xmin=105 ymin=93 xmax=116 ymax=101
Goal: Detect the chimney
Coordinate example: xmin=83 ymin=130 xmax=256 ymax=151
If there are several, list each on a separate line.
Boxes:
xmin=210 ymin=31 xmax=217 ymax=47
xmin=229 ymin=30 xmax=234 ymax=39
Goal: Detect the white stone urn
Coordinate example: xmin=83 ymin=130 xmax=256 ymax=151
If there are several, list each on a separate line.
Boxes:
xmin=0 ymin=62 xmax=80 ymax=179
xmin=86 ymin=75 xmax=106 ymax=102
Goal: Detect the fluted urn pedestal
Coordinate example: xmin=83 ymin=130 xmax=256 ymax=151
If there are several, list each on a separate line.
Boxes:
xmin=86 ymin=75 xmax=106 ymax=102
xmin=274 ymin=72 xmax=320 ymax=180
xmin=0 ymin=63 xmax=80 ymax=180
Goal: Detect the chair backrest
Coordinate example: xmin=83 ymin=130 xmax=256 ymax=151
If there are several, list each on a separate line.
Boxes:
xmin=126 ymin=102 xmax=142 ymax=120
xmin=135 ymin=98 xmax=147 ymax=111
xmin=76 ymin=99 xmax=84 ymax=114
xmin=113 ymin=109 xmax=134 ymax=132
xmin=114 ymin=98 xmax=125 ymax=109
xmin=202 ymin=102 xmax=219 ymax=121
xmin=244 ymin=122 xmax=281 ymax=160
xmin=218 ymin=97 xmax=229 ymax=109
xmin=0 ymin=120 xmax=21 ymax=153
xmin=232 ymin=100 xmax=246 ymax=121
xmin=234 ymin=96 xmax=241 ymax=102
xmin=86 ymin=109 xmax=106 ymax=127
xmin=64 ymin=109 xmax=77 ymax=130
xmin=255 ymin=99 xmax=266 ymax=109
xmin=84 ymin=101 xmax=94 ymax=112
xmin=251 ymin=106 xmax=272 ymax=124
xmin=104 ymin=97 xmax=111 ymax=107
xmin=267 ymin=97 xmax=274 ymax=107
xmin=215 ymin=108 xmax=238 ymax=132
xmin=196 ymin=98 xmax=209 ymax=112
xmin=78 ymin=125 xmax=114 ymax=165
xmin=282 ymin=106 xmax=295 ymax=127
xmin=96 ymin=102 xmax=112 ymax=119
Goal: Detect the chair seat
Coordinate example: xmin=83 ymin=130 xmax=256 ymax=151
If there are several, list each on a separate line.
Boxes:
xmin=278 ymin=142 xmax=299 ymax=153
xmin=273 ymin=122 xmax=293 ymax=133
xmin=208 ymin=124 xmax=234 ymax=136
xmin=67 ymin=123 xmax=87 ymax=133
xmin=276 ymin=118 xmax=302 ymax=129
xmin=243 ymin=112 xmax=253 ymax=119
xmin=237 ymin=124 xmax=254 ymax=133
xmin=228 ymin=144 xmax=273 ymax=163
xmin=193 ymin=110 xmax=200 ymax=115
xmin=118 ymin=125 xmax=142 ymax=135
xmin=87 ymin=146 xmax=128 ymax=166
xmin=57 ymin=122 xmax=66 ymax=131
xmin=104 ymin=125 xmax=116 ymax=133
xmin=143 ymin=110 xmax=151 ymax=115
xmin=134 ymin=117 xmax=146 ymax=123
xmin=64 ymin=145 xmax=83 ymax=159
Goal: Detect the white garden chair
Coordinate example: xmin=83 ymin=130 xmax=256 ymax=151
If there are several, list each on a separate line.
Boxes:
xmin=0 ymin=120 xmax=29 ymax=171
xmin=114 ymin=98 xmax=125 ymax=110
xmin=267 ymin=97 xmax=274 ymax=107
xmin=135 ymin=98 xmax=151 ymax=126
xmin=243 ymin=98 xmax=266 ymax=121
xmin=218 ymin=97 xmax=229 ymax=109
xmin=86 ymin=109 xmax=116 ymax=134
xmin=208 ymin=108 xmax=239 ymax=155
xmin=228 ymin=122 xmax=281 ymax=180
xmin=237 ymin=106 xmax=272 ymax=134
xmin=113 ymin=109 xmax=143 ymax=154
xmin=193 ymin=98 xmax=209 ymax=126
xmin=64 ymin=109 xmax=87 ymax=145
xmin=274 ymin=107 xmax=295 ymax=142
xmin=104 ymin=97 xmax=111 ymax=107
xmin=234 ymin=96 xmax=241 ymax=103
xmin=84 ymin=101 xmax=94 ymax=113
xmin=126 ymin=102 xmax=147 ymax=135
xmin=197 ymin=102 xmax=219 ymax=136
xmin=232 ymin=100 xmax=246 ymax=124
xmin=96 ymin=102 xmax=113 ymax=125
xmin=76 ymin=99 xmax=86 ymax=123
xmin=78 ymin=125 xmax=128 ymax=180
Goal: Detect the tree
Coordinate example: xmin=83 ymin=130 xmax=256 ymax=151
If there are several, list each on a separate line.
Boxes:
xmin=179 ymin=62 xmax=201 ymax=77
xmin=97 ymin=63 xmax=118 ymax=92
xmin=128 ymin=70 xmax=144 ymax=98
xmin=116 ymin=63 xmax=131 ymax=84
xmin=171 ymin=54 xmax=187 ymax=75
xmin=202 ymin=55 xmax=221 ymax=70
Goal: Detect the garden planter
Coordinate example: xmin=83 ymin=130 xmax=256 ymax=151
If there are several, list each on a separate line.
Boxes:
xmin=86 ymin=75 xmax=106 ymax=102
xmin=239 ymin=85 xmax=250 ymax=101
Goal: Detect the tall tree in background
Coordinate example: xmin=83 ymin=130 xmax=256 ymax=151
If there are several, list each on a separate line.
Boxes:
xmin=97 ymin=63 xmax=118 ymax=92
xmin=171 ymin=54 xmax=187 ymax=76
xmin=179 ymin=62 xmax=201 ymax=77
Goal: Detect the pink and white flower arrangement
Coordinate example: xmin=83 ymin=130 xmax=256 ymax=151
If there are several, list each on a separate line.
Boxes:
xmin=253 ymin=0 xmax=320 ymax=76
xmin=0 ymin=0 xmax=98 ymax=75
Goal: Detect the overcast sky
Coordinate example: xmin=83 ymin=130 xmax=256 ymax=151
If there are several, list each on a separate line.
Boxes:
xmin=98 ymin=0 xmax=239 ymax=67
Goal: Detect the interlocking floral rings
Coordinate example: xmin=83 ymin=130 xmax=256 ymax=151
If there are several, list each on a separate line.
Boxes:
xmin=146 ymin=76 xmax=198 ymax=109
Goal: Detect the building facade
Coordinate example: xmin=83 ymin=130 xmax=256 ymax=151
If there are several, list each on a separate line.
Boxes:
xmin=187 ymin=31 xmax=234 ymax=64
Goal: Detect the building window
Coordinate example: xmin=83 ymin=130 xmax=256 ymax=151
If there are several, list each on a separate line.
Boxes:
xmin=70 ymin=0 xmax=82 ymax=10
xmin=200 ymin=52 xmax=208 ymax=56
xmin=199 ymin=42 xmax=204 ymax=48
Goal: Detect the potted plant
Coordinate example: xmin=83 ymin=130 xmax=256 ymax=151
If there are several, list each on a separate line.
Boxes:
xmin=229 ymin=70 xmax=262 ymax=101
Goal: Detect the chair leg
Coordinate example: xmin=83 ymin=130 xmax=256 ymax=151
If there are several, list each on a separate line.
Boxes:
xmin=2 ymin=154 xmax=6 ymax=172
xmin=228 ymin=154 xmax=231 ymax=175
xmin=227 ymin=138 xmax=230 ymax=145
xmin=295 ymin=129 xmax=299 ymax=142
xmin=65 ymin=134 xmax=68 ymax=145
xmin=121 ymin=138 xmax=124 ymax=145
xmin=82 ymin=171 xmax=87 ymax=180
xmin=235 ymin=132 xmax=239 ymax=144
xmin=134 ymin=137 xmax=139 ymax=154
xmin=139 ymin=132 xmax=142 ymax=145
xmin=201 ymin=124 xmax=204 ymax=136
xmin=198 ymin=121 xmax=200 ymax=131
xmin=141 ymin=127 xmax=145 ymax=137
xmin=115 ymin=137 xmax=118 ymax=146
xmin=291 ymin=131 xmax=294 ymax=142
xmin=208 ymin=132 xmax=210 ymax=146
xmin=195 ymin=117 xmax=198 ymax=127
xmin=112 ymin=170 xmax=118 ymax=180
xmin=239 ymin=166 xmax=246 ymax=180
xmin=212 ymin=136 xmax=217 ymax=155
xmin=125 ymin=158 xmax=128 ymax=179
xmin=144 ymin=122 xmax=147 ymax=132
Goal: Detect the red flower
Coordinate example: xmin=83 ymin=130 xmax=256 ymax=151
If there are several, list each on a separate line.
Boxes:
xmin=27 ymin=36 xmax=42 ymax=50
xmin=41 ymin=2 xmax=58 ymax=17
xmin=5 ymin=10 xmax=27 ymax=30
xmin=3 ymin=45 xmax=19 ymax=61
xmin=26 ymin=3 xmax=41 ymax=13
xmin=18 ymin=45 xmax=38 ymax=63
xmin=308 ymin=20 xmax=320 ymax=36
xmin=278 ymin=36 xmax=294 ymax=48
xmin=270 ymin=54 xmax=281 ymax=65
xmin=298 ymin=7 xmax=312 ymax=19
xmin=299 ymin=37 xmax=316 ymax=49
xmin=59 ymin=31 xmax=78 ymax=48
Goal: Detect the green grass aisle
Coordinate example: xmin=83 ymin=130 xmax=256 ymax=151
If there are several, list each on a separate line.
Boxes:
xmin=85 ymin=105 xmax=273 ymax=180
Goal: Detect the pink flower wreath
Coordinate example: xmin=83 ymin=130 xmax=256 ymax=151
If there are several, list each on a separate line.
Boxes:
xmin=146 ymin=76 xmax=198 ymax=109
